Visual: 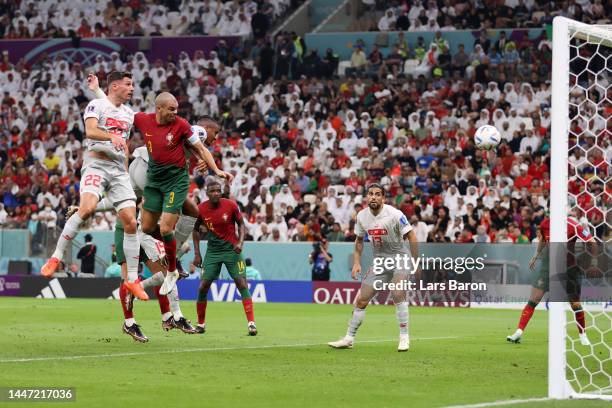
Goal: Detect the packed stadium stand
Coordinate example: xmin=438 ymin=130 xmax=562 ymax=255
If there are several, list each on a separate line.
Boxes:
xmin=0 ymin=0 xmax=609 ymax=251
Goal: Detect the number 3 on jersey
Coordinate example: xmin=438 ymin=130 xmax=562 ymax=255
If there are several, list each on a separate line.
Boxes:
xmin=166 ymin=192 xmax=175 ymax=208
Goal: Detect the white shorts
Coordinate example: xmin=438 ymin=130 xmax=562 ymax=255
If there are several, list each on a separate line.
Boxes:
xmin=362 ymin=266 xmax=410 ymax=288
xmin=81 ymin=159 xmax=136 ymax=209
xmin=128 ymin=157 xmax=148 ymax=198
xmin=138 ymin=227 xmax=164 ymax=262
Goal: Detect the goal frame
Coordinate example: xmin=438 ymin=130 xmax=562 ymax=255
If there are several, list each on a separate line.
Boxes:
xmin=549 ymin=16 xmax=611 ymax=401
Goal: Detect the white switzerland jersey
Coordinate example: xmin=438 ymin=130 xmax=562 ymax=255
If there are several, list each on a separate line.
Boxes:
xmin=83 ymin=98 xmax=135 ymax=165
xmin=355 ymin=204 xmax=412 ymax=257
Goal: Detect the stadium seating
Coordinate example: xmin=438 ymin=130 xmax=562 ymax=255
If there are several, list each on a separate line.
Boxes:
xmin=0 ymin=0 xmax=298 ymax=38
xmin=0 ymin=1 xmax=609 ymax=247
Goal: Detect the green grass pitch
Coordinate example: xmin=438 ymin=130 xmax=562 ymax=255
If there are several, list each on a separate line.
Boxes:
xmin=0 ymin=298 xmax=608 ymax=408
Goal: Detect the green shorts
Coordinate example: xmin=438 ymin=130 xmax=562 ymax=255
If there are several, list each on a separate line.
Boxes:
xmin=531 ymin=256 xmax=582 ymax=300
xmin=200 ymin=249 xmax=246 ymax=281
xmin=142 ymin=174 xmax=189 ymax=214
xmin=114 ymin=219 xmax=149 ymax=265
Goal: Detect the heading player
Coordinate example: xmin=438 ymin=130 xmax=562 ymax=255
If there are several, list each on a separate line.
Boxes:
xmin=192 ymin=180 xmax=256 ymax=336
xmin=136 ymin=93 xmax=233 ymax=296
xmin=328 ymin=183 xmax=418 ymax=352
xmin=40 ymin=71 xmax=146 ymax=300
xmin=506 ymin=214 xmax=594 ymax=346
xmin=88 ymin=77 xmax=228 ymax=275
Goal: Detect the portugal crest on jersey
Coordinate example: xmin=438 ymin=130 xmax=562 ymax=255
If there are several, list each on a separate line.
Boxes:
xmin=166 ymin=132 xmax=174 ymax=145
xmin=222 ymin=213 xmax=228 ymax=222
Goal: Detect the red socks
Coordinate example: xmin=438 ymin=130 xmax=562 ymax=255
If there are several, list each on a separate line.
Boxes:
xmin=574 ymin=309 xmax=586 ymax=334
xmin=119 ymin=282 xmax=133 ymax=319
xmin=518 ymin=303 xmax=535 ymax=330
xmin=197 ymin=301 xmax=207 ymax=325
xmin=154 ymin=286 xmax=170 ymax=315
xmin=195 ymin=298 xmax=254 ymax=325
xmin=242 ymin=298 xmax=254 ymax=322
xmin=162 ymin=234 xmax=177 ymax=271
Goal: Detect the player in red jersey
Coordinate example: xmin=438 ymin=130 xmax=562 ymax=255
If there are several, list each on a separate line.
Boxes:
xmin=87 ymin=76 xmax=230 ymax=278
xmin=507 ymin=213 xmax=595 ymax=345
xmin=192 ymin=180 xmax=256 ymax=336
xmin=135 ymin=92 xmax=232 ymax=297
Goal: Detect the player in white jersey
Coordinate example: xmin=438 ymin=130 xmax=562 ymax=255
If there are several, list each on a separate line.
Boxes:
xmin=328 ymin=183 xmax=419 ymax=352
xmin=41 ymin=71 xmax=148 ymax=301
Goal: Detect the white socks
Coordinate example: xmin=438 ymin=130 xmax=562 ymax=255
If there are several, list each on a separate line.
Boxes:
xmin=142 ymin=272 xmax=183 ymax=320
xmin=395 ymin=302 xmax=409 ymax=335
xmin=125 ymin=318 xmax=135 ymax=327
xmin=95 ymin=198 xmax=114 ymax=212
xmin=141 ymin=272 xmax=165 ymax=289
xmin=168 ymin=286 xmax=183 ymax=320
xmin=346 ymin=307 xmax=366 ymax=338
xmin=123 ymin=232 xmax=140 ymax=282
xmin=52 ymin=213 xmax=84 ymax=260
xmin=174 ymin=215 xmax=197 ymax=258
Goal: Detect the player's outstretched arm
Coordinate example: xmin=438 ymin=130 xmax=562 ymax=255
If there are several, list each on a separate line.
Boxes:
xmin=87 ymin=73 xmax=108 ymax=100
xmin=351 ymin=236 xmax=363 ymax=280
xmin=85 ymin=117 xmax=126 ymax=149
xmin=187 ymin=140 xmax=234 ymax=182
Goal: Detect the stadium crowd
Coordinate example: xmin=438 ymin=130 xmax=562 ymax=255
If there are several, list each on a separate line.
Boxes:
xmin=372 ymin=0 xmax=610 ymax=32
xmin=0 ymin=4 xmax=609 ymax=246
xmin=0 ymin=0 xmax=298 ymax=38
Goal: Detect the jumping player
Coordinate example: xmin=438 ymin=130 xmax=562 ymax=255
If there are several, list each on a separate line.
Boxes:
xmin=40 ymin=71 xmax=146 ymax=301
xmin=136 ymin=92 xmax=234 ymax=296
xmin=328 ymin=183 xmax=418 ymax=352
xmin=88 ymin=75 xmax=232 ymax=289
xmin=192 ymin=180 xmax=256 ymax=336
xmin=506 ymin=214 xmax=594 ymax=346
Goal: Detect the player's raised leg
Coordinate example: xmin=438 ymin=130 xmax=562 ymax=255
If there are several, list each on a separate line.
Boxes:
xmin=175 ymin=199 xmax=199 ymax=263
xmin=41 ymin=192 xmax=98 ymax=277
xmin=116 ymin=204 xmax=147 ymax=300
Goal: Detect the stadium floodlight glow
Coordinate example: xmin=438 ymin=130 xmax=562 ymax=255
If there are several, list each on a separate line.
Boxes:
xmin=549 ymin=16 xmax=611 ymax=401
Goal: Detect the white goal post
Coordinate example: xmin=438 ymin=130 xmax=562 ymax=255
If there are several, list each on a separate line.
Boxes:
xmin=549 ymin=16 xmax=611 ymax=400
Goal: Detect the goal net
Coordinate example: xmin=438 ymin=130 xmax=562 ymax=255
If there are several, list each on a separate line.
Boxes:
xmin=549 ymin=17 xmax=611 ymax=400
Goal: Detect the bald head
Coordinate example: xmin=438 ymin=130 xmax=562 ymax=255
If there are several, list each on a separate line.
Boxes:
xmin=155 ymin=92 xmax=178 ymax=124
xmin=155 ymin=92 xmax=177 ymax=107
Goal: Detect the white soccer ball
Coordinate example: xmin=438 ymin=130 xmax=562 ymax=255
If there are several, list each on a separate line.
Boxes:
xmin=191 ymin=125 xmax=208 ymax=143
xmin=474 ymin=125 xmax=501 ymax=150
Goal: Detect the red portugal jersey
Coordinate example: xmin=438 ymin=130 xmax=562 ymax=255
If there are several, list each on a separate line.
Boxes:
xmin=134 ymin=112 xmax=192 ymax=168
xmin=539 ymin=217 xmax=592 ymax=242
xmin=198 ymin=198 xmax=241 ymax=250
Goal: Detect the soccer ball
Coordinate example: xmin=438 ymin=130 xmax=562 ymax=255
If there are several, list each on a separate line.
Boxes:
xmin=191 ymin=125 xmax=208 ymax=143
xmin=474 ymin=125 xmax=501 ymax=150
